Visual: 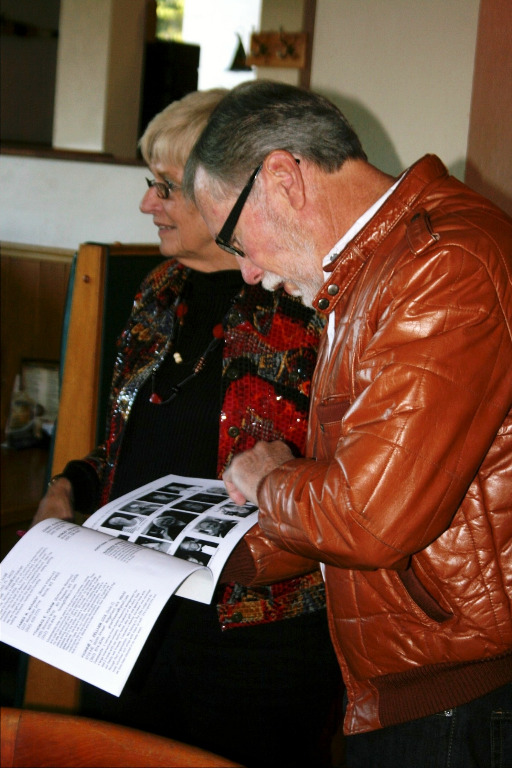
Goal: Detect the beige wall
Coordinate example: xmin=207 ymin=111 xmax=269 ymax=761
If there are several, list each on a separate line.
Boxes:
xmin=311 ymin=0 xmax=480 ymax=177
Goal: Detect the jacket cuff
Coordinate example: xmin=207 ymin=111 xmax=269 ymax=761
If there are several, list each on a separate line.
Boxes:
xmin=220 ymin=523 xmax=319 ymax=587
xmin=219 ymin=538 xmax=258 ymax=584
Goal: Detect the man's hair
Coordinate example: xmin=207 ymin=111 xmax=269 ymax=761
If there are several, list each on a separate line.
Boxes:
xmin=139 ymin=88 xmax=228 ymax=169
xmin=183 ymin=80 xmax=367 ymax=200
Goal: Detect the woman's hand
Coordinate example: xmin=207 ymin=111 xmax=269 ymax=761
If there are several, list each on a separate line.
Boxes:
xmin=31 ymin=476 xmax=74 ymax=527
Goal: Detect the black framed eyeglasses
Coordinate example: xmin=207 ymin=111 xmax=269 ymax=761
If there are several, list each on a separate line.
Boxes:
xmin=215 ymin=164 xmax=263 ymax=258
xmin=145 ymin=177 xmax=181 ymax=200
xmin=215 ymin=158 xmax=300 ymax=258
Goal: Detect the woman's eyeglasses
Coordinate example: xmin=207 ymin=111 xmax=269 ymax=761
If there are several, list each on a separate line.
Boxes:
xmin=145 ymin=177 xmax=181 ymax=200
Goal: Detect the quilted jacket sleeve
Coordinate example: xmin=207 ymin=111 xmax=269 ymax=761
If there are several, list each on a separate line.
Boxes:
xmin=219 ymin=522 xmax=320 ymax=586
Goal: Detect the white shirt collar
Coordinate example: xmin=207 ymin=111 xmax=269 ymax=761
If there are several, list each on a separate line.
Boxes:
xmin=322 ymin=174 xmax=403 ymax=271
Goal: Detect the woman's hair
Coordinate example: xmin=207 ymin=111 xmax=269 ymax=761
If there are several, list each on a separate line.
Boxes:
xmin=183 ymin=80 xmax=367 ymax=199
xmin=139 ymin=87 xmax=228 ymax=169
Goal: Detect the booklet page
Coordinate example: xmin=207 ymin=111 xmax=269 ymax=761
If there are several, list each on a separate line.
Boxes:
xmin=0 ymin=474 xmax=258 ymax=695
xmin=83 ymin=474 xmax=258 ymax=600
xmin=1 ymin=519 xmax=199 ymax=695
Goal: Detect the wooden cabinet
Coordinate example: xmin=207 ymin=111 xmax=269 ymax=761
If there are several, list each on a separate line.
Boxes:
xmin=0 ymin=446 xmax=48 ymax=559
xmin=1 ymin=244 xmax=73 ymax=436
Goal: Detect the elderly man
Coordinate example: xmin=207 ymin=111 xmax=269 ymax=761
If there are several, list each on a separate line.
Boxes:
xmin=183 ymin=80 xmax=512 ymax=767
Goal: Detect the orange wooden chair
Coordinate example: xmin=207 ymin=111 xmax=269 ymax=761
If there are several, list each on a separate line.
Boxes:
xmin=0 ymin=707 xmax=244 ymax=767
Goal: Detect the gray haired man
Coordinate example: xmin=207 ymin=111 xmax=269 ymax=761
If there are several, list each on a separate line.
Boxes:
xmin=184 ymin=80 xmax=512 ymax=768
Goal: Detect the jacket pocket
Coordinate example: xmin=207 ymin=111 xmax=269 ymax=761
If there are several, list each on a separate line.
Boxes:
xmin=315 ymin=398 xmax=350 ymax=458
xmin=398 ymin=567 xmax=452 ymax=623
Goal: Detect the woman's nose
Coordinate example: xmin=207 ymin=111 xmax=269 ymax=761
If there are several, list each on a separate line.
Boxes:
xmin=140 ymin=186 xmax=160 ymax=214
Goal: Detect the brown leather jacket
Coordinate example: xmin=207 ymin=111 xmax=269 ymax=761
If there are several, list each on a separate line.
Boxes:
xmin=241 ymin=155 xmax=512 ymax=734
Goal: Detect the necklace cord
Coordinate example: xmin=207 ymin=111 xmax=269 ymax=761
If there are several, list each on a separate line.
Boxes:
xmin=149 ymin=316 xmax=224 ymax=406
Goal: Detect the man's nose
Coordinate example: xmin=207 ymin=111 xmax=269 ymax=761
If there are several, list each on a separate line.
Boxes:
xmin=239 ymin=259 xmax=264 ymax=285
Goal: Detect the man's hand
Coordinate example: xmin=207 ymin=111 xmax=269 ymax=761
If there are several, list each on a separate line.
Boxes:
xmin=223 ymin=440 xmax=294 ymax=506
xmin=31 ymin=476 xmax=74 ymax=527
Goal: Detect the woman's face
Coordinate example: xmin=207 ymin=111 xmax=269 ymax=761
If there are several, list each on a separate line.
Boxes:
xmin=140 ymin=161 xmax=239 ymax=272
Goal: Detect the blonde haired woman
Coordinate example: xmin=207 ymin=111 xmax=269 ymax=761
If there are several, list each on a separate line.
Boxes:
xmin=35 ymin=89 xmax=340 ymax=768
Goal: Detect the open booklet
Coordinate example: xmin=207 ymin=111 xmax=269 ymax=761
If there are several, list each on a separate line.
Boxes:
xmin=0 ymin=473 xmax=257 ymax=696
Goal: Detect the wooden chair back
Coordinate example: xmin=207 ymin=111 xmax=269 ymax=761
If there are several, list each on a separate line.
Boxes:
xmin=51 ymin=242 xmax=163 ymax=472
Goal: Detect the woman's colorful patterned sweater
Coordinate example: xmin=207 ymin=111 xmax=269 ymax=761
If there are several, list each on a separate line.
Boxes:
xmin=64 ymin=258 xmax=327 ymax=628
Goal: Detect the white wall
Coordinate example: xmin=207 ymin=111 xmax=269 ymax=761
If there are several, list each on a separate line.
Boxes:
xmin=311 ymin=0 xmax=480 ymax=177
xmin=0 ymin=156 xmax=155 ymax=248
xmin=0 ymin=0 xmax=481 ymax=249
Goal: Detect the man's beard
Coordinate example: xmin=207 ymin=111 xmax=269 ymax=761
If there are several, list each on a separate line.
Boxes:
xmin=259 ymin=201 xmax=324 ymax=307
xmin=261 ymin=270 xmax=319 ymax=307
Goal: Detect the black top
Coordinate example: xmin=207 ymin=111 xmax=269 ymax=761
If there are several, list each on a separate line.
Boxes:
xmin=108 ymin=268 xmax=244 ymax=500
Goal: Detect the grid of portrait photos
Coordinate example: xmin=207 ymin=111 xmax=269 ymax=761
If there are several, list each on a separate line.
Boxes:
xmin=93 ymin=477 xmax=257 ymax=569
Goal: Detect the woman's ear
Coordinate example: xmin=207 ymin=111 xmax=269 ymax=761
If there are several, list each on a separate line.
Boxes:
xmin=263 ymin=150 xmax=306 ymax=210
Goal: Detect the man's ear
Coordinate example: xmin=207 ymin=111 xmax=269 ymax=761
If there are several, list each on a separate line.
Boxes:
xmin=263 ymin=150 xmax=305 ymax=210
